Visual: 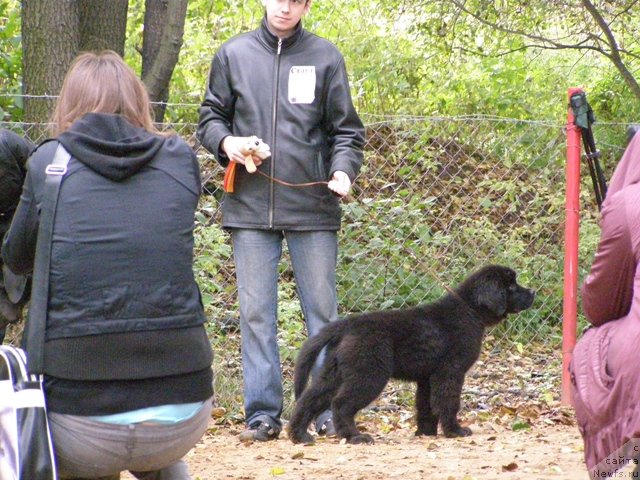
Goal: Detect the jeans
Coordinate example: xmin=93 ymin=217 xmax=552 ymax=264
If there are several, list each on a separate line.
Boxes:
xmin=49 ymin=397 xmax=213 ymax=479
xmin=231 ymin=229 xmax=338 ymax=431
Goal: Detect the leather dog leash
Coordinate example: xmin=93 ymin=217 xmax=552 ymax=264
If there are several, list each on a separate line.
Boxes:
xmin=255 ymin=169 xmax=329 ymax=188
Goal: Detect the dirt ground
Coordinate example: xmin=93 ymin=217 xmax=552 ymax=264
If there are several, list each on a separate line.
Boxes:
xmin=3 ymin=324 xmax=587 ymax=479
xmin=159 ymin=418 xmax=587 ymax=480
xmin=120 ymin=346 xmax=590 ymax=480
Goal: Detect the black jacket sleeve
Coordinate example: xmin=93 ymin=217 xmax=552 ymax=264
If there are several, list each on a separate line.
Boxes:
xmin=324 ymin=58 xmax=365 ymax=182
xmin=0 ymin=129 xmax=35 ymax=215
xmin=2 ymin=168 xmax=39 ymax=275
xmin=1 ymin=141 xmax=54 ymax=276
xmin=197 ymin=53 xmax=234 ymax=167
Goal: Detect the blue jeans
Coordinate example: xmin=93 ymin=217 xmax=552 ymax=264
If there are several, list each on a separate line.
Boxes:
xmin=231 ymin=229 xmax=338 ymax=431
xmin=49 ymin=398 xmax=213 ymax=479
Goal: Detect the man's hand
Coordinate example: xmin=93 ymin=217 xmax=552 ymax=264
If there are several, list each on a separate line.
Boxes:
xmin=221 ymin=136 xmax=265 ymax=170
xmin=328 ymin=171 xmax=351 ymax=197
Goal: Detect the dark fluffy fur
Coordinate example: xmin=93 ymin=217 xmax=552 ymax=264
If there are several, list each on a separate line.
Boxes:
xmin=288 ymin=265 xmax=535 ymax=445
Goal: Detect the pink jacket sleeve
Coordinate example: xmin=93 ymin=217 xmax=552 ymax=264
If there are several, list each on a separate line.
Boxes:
xmin=581 ymin=192 xmax=635 ymax=327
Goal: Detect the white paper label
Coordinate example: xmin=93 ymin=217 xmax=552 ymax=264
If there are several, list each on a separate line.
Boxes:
xmin=288 ymin=66 xmax=316 ymax=104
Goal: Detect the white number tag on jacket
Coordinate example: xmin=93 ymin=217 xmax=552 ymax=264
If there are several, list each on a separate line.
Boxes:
xmin=288 ymin=66 xmax=316 ymax=104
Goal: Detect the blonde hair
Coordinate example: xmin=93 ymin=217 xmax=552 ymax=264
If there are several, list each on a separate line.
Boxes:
xmin=50 ymin=51 xmax=157 ymax=136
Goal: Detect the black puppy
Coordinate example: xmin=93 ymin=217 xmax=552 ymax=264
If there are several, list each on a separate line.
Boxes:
xmin=288 ymin=265 xmax=535 ymax=445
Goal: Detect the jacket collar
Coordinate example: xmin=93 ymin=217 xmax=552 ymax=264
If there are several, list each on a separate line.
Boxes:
xmin=257 ymin=15 xmax=304 ymax=51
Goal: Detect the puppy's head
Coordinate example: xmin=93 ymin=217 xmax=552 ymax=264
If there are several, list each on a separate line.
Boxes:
xmin=463 ymin=265 xmax=535 ymax=325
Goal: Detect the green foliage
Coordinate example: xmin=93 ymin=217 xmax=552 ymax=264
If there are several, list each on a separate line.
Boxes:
xmin=339 ymin=191 xmax=567 ymax=344
xmin=332 ymin=117 xmax=574 ymax=344
xmin=0 ymin=0 xmax=23 ymax=120
xmin=590 ymin=73 xmax=640 ymax=123
xmin=273 ymin=263 xmax=307 ymax=363
xmin=339 ymin=197 xmax=446 ymax=311
xmin=511 ymin=418 xmax=531 ymax=431
xmin=4 ymin=0 xmax=640 ymax=121
xmin=193 ymin=206 xmax=234 ymax=329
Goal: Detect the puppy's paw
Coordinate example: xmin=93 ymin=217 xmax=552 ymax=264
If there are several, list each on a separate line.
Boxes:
xmin=415 ymin=420 xmax=438 ymax=436
xmin=444 ymin=426 xmax=472 ymax=438
xmin=289 ymin=431 xmax=315 ymax=445
xmin=347 ymin=434 xmax=375 ymax=444
xmin=414 ymin=427 xmax=437 ymax=437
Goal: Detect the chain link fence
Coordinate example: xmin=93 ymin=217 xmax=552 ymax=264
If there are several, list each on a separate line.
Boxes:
xmin=1 ymin=111 xmax=631 ymax=413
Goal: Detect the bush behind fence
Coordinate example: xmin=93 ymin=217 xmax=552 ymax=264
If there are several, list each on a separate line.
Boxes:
xmin=2 ymin=112 xmax=629 ymax=413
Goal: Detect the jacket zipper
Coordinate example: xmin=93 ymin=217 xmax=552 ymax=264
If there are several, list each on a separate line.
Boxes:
xmin=269 ymin=38 xmax=282 ymax=229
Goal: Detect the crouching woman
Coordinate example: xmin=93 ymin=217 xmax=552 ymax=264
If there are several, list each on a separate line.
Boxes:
xmin=1 ymin=51 xmax=213 ymax=480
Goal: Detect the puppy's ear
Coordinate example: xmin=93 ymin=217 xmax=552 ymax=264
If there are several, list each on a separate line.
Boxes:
xmin=475 ymin=279 xmax=507 ymax=316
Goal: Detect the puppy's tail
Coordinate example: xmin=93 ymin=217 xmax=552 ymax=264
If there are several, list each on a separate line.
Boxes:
xmin=294 ymin=320 xmax=346 ymax=399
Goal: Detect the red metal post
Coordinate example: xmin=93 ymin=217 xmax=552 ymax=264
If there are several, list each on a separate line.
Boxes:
xmin=562 ymin=87 xmax=583 ymax=406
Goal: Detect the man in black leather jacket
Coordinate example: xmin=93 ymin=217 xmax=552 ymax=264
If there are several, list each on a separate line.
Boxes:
xmin=0 ymin=129 xmax=34 ymax=344
xmin=198 ymin=0 xmax=364 ymax=442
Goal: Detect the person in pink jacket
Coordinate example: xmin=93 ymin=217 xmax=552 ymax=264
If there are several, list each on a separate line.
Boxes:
xmin=571 ymin=130 xmax=640 ymax=476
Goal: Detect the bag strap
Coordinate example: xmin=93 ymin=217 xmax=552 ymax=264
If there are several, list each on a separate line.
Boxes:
xmin=23 ymin=143 xmax=71 ymax=375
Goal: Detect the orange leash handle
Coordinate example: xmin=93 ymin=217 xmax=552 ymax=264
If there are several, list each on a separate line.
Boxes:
xmin=223 ymin=163 xmax=237 ymax=193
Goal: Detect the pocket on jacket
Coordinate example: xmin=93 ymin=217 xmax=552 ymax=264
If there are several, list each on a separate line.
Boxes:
xmin=315 ymin=151 xmax=327 ymax=181
xmin=570 ymin=324 xmax=617 ymax=425
xmin=101 ymin=281 xmax=193 ymax=319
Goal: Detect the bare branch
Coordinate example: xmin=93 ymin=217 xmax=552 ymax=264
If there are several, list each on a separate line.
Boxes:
xmin=445 ymin=0 xmax=640 ymax=100
xmin=492 ymin=43 xmax=610 ymax=59
xmin=611 ymin=0 xmax=640 ymax=21
xmin=448 ymin=0 xmax=590 ymax=50
xmin=581 ymin=0 xmax=640 ymax=100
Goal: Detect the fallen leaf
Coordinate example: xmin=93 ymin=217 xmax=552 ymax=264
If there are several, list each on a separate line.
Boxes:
xmin=487 ymin=423 xmax=501 ymax=433
xmin=211 ymin=407 xmax=227 ymax=418
xmin=540 ymin=392 xmax=555 ymax=405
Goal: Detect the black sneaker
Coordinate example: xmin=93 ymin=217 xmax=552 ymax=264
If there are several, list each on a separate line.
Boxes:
xmin=239 ymin=421 xmax=279 ymax=442
xmin=317 ymin=418 xmax=336 ymax=437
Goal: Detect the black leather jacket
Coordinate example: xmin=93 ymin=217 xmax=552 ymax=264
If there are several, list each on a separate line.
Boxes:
xmin=198 ymin=17 xmax=365 ymax=230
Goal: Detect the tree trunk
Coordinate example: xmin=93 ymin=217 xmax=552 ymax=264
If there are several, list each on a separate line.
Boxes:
xmin=141 ymin=0 xmax=188 ymax=123
xmin=78 ymin=0 xmax=128 ymax=56
xmin=22 ymin=0 xmax=78 ymax=126
xmin=22 ymin=0 xmax=187 ymax=127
